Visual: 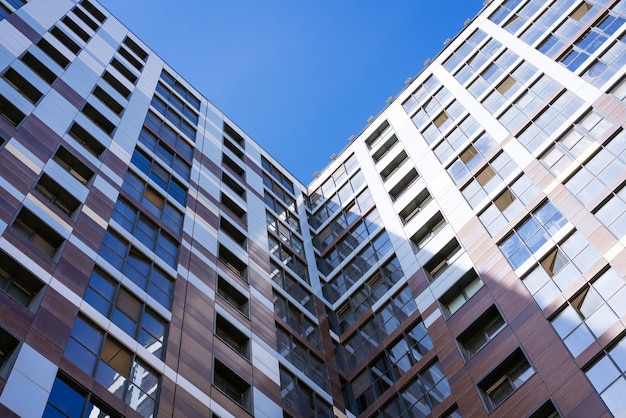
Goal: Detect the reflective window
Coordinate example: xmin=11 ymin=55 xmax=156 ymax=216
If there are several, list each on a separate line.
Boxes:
xmin=461 ymin=152 xmax=518 ymax=208
xmin=44 ymin=375 xmax=119 ymax=418
xmin=138 ymin=128 xmax=191 ymax=180
xmin=446 ymin=134 xmax=497 ymax=183
xmin=150 ymin=96 xmax=196 ymax=140
xmin=84 ymin=268 xmax=167 ymax=359
xmin=274 ymin=292 xmax=321 ymax=349
xmin=566 ymin=131 xmax=626 ymax=207
xmin=317 ymin=209 xmax=384 ymax=275
xmin=64 ymin=316 xmax=160 ymax=418
xmin=336 ymin=287 xmax=418 ymax=370
xmin=517 ymin=91 xmax=585 ymax=153
xmin=541 ymin=109 xmax=612 ymax=176
xmin=498 ymin=74 xmax=561 ymax=133
xmin=159 ymin=71 xmax=200 ymax=111
xmin=535 ymin=0 xmax=610 ymax=56
xmin=267 ymin=213 xmax=301 ymax=254
xmin=499 ymin=201 xmax=567 ymax=270
xmin=585 ymin=335 xmax=626 ymax=417
xmin=331 ymin=257 xmax=405 ymax=333
xmin=402 ymin=75 xmax=444 ymax=115
xmin=458 ymin=305 xmax=506 ymax=360
xmin=112 ymin=198 xmax=179 ymax=267
xmin=560 ymin=8 xmax=626 ymax=73
xmin=522 ymin=231 xmax=601 ymax=309
xmin=98 ymin=229 xmax=174 ymax=309
xmin=322 ymin=233 xmax=398 ymax=303
xmin=479 ymin=174 xmax=541 ymax=236
xmin=552 ymin=268 xmax=626 ymax=357
xmin=478 ymin=348 xmax=534 ymax=411
xmin=370 ymin=361 xmax=451 ymax=418
xmin=280 ymin=367 xmax=333 ymax=418
xmin=270 ymin=260 xmax=314 ymax=312
xmin=0 ymin=249 xmax=45 ymax=309
xmin=276 ymin=326 xmax=328 ymax=390
xmin=439 ymin=269 xmax=484 ymax=317
xmin=594 ymin=182 xmax=626 ymax=239
xmin=131 ymin=148 xmax=187 ymax=206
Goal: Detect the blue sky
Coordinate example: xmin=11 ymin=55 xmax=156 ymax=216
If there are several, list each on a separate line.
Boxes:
xmin=98 ymin=1 xmax=483 ymax=183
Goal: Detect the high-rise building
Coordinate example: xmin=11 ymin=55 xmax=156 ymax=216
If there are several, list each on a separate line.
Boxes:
xmin=0 ymin=0 xmax=625 ymax=417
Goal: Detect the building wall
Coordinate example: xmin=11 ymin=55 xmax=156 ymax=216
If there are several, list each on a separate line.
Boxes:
xmin=0 ymin=0 xmax=625 ymax=417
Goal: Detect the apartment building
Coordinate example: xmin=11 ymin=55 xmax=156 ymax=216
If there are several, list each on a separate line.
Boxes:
xmin=0 ymin=0 xmax=625 ymax=417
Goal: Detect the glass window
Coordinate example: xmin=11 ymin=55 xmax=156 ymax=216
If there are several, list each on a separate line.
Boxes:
xmin=439 ymin=269 xmax=484 ymax=317
xmin=478 ymin=348 xmax=534 ymax=411
xmin=131 ymin=149 xmax=187 ymax=206
xmin=594 ymin=182 xmax=626 ymax=239
xmin=216 ymin=315 xmax=249 ymax=359
xmin=0 ymin=249 xmax=45 ymax=309
xmin=98 ymin=229 xmax=174 ymax=309
xmin=561 ymin=10 xmax=626 ymax=86
xmin=585 ymin=335 xmax=626 ymax=417
xmin=121 ymin=172 xmax=184 ymax=235
xmin=279 ymin=367 xmax=333 ymax=417
xmin=566 ymin=131 xmax=626 ymax=207
xmin=517 ymin=91 xmax=586 ymax=153
xmin=499 ymin=201 xmax=567 ymax=270
xmin=64 ymin=316 xmax=159 ymax=418
xmin=11 ymin=208 xmax=64 ymax=258
xmin=150 ymin=95 xmax=196 ymax=140
xmin=84 ymin=268 xmax=167 ymax=359
xmin=214 ymin=360 xmax=252 ymax=411
xmin=457 ymin=305 xmax=506 ymax=359
xmin=461 ymin=152 xmax=518 ymax=208
xmin=335 ymin=287 xmax=418 ymax=372
xmin=276 ymin=327 xmax=328 ymax=390
xmin=0 ymin=93 xmax=26 ymax=127
xmin=274 ymin=292 xmax=321 ymax=350
xmin=35 ymin=173 xmax=81 ymax=217
xmin=2 ymin=68 xmax=43 ymax=104
xmin=368 ymin=361 xmax=451 ymax=418
xmin=446 ymin=133 xmax=497 ymax=182
xmin=43 ymin=375 xmax=118 ymax=418
xmin=479 ymin=174 xmax=541 ymax=236
xmin=551 ymin=268 xmax=626 ymax=356
xmin=112 ymin=198 xmax=179 ymax=267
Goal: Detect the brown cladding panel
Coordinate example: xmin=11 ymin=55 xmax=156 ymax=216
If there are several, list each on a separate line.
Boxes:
xmin=32 ymin=307 xmax=72 ymax=350
xmin=70 ymin=214 xmax=108 ymax=253
xmin=54 ymin=79 xmax=85 ymax=109
xmin=0 ymin=151 xmax=39 ymax=196
xmin=54 ymin=242 xmax=94 ymax=295
xmin=14 ymin=116 xmax=59 ymax=162
xmin=170 ymin=383 xmax=211 ymax=417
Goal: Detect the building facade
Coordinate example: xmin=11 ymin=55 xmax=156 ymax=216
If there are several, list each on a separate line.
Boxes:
xmin=0 ymin=0 xmax=625 ymax=417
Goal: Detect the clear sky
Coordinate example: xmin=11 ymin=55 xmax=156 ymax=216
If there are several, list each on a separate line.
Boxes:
xmin=98 ymin=1 xmax=484 ymax=184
